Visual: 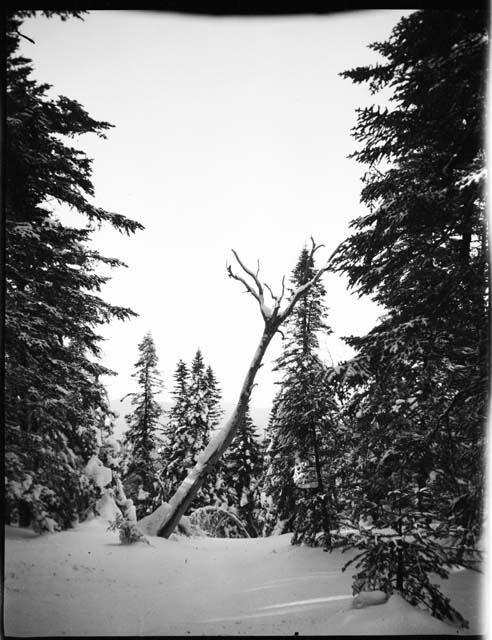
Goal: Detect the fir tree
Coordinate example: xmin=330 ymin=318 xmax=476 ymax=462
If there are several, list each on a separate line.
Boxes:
xmin=204 ymin=365 xmax=224 ymax=432
xmin=160 ymin=359 xmax=190 ymax=501
xmin=223 ymin=405 xmax=263 ymax=536
xmin=330 ymin=9 xmax=488 ymax=625
xmin=5 ymin=11 xmax=143 ymax=532
xmin=186 ymin=349 xmax=211 ymax=453
xmin=121 ymin=332 xmax=163 ymax=519
xmin=261 ymin=245 xmax=338 ymax=546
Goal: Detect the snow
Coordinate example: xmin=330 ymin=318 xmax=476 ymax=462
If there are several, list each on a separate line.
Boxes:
xmin=84 ymin=456 xmax=112 ymax=490
xmin=104 ymin=436 xmax=120 ymax=453
xmin=137 ymin=487 xmax=150 ymax=500
xmin=4 ymin=520 xmax=483 ymax=637
xmin=352 ymin=590 xmax=388 ymax=608
xmin=95 ymin=493 xmax=122 ymax=521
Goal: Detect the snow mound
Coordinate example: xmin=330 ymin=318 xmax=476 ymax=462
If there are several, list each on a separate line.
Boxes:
xmin=342 ymin=592 xmax=458 ymax=635
xmin=352 ymin=590 xmax=388 ymax=608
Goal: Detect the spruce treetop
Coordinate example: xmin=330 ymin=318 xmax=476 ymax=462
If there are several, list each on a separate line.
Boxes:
xmin=191 ymin=349 xmax=205 ymax=379
xmin=124 ymin=332 xmax=163 ymax=420
xmin=276 ymin=244 xmax=332 ymax=372
xmin=172 ymin=360 xmax=189 ymax=395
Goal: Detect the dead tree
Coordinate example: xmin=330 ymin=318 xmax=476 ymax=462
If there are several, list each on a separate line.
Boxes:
xmin=153 ymin=239 xmax=330 ymax=538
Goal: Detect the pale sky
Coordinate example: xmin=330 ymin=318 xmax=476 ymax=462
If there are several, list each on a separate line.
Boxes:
xmin=20 ymin=9 xmax=410 ymax=413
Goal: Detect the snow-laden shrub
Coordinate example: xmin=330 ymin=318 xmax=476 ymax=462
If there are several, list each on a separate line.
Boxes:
xmin=339 ymin=517 xmax=475 ymax=628
xmin=107 ymin=513 xmax=150 ymax=545
xmin=84 ymin=455 xmax=112 ymax=490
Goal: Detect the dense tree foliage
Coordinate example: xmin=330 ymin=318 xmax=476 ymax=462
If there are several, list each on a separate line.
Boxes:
xmin=329 ymin=9 xmax=488 ymax=625
xmin=161 ymin=350 xmax=226 ymax=510
xmin=5 ymin=11 xmax=143 ymax=532
xmin=121 ymin=332 xmax=164 ymax=518
xmin=222 ymin=405 xmax=263 ymax=536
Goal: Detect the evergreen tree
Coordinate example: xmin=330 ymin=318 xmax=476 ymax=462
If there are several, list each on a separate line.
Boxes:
xmin=121 ymin=332 xmax=163 ymax=519
xmin=259 ymin=396 xmax=296 ymax=536
xmin=186 ymin=349 xmax=211 ymax=452
xmin=260 ymin=245 xmax=338 ymax=545
xmin=204 ymin=365 xmax=224 ymax=432
xmin=330 ymin=9 xmax=487 ymax=625
xmin=5 ymin=11 xmax=143 ymax=532
xmin=223 ymin=405 xmax=263 ymax=536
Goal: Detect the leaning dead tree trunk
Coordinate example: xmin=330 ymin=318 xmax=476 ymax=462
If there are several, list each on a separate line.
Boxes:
xmin=155 ymin=239 xmax=330 ymax=538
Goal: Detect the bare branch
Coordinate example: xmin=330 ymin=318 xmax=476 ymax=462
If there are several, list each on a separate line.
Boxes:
xmin=229 ymin=250 xmax=273 ymax=320
xmin=231 ymin=250 xmax=264 ymax=298
xmin=227 ymin=264 xmax=261 ymax=303
xmin=16 ymin=29 xmax=36 ymax=44
xmin=310 ymin=236 xmax=325 ymax=257
xmin=263 ymin=281 xmax=277 ymax=302
xmin=264 ymin=275 xmax=286 ymax=315
xmin=279 ymin=275 xmax=286 ymax=304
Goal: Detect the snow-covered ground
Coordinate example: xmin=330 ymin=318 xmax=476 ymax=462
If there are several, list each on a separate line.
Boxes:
xmin=4 ymin=519 xmax=483 ymax=636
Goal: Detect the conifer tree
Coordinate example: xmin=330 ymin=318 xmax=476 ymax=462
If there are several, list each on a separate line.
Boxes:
xmin=5 ymin=11 xmax=143 ymax=532
xmin=121 ymin=332 xmax=163 ymax=518
xmin=167 ymin=359 xmax=190 ymax=435
xmin=259 ymin=397 xmax=296 ymax=536
xmin=261 ymin=244 xmax=338 ymax=545
xmin=186 ymin=349 xmax=211 ymax=452
xmin=223 ymin=405 xmax=263 ymax=536
xmin=330 ymin=9 xmax=488 ymax=625
xmin=204 ymin=365 xmax=224 ymax=432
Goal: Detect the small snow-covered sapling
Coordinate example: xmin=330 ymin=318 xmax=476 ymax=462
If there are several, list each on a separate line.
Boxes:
xmin=107 ymin=513 xmax=150 ymax=545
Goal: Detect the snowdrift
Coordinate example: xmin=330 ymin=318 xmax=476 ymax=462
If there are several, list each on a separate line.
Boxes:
xmin=4 ymin=518 xmax=483 ymax=637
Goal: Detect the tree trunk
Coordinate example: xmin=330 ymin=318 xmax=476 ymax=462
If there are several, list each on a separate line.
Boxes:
xmin=311 ymin=421 xmax=332 ymax=548
xmin=156 ymin=327 xmax=275 ymax=538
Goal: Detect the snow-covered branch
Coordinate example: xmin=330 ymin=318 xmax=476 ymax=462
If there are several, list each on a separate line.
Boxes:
xmin=227 ymin=249 xmax=273 ymax=320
